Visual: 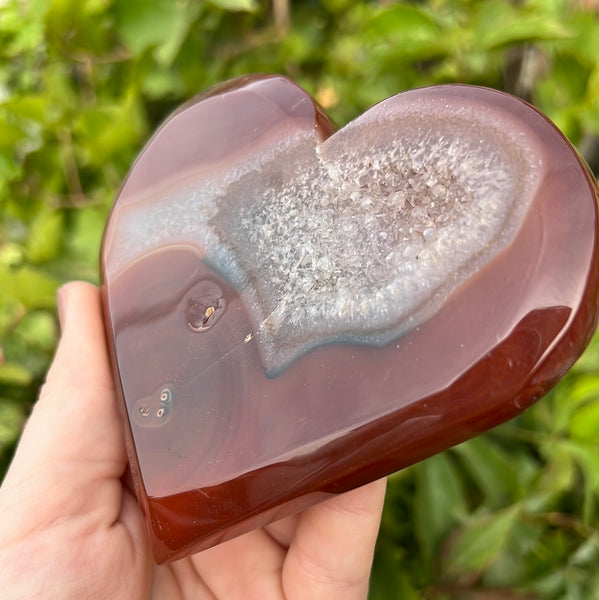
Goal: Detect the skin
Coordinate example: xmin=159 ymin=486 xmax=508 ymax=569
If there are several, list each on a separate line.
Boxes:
xmin=0 ymin=282 xmax=386 ymax=600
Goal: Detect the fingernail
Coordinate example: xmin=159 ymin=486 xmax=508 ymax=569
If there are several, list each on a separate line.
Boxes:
xmin=57 ymin=285 xmax=69 ymax=331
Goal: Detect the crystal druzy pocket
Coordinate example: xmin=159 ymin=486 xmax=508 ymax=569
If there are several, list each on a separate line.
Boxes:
xmin=101 ymin=75 xmax=599 ymax=563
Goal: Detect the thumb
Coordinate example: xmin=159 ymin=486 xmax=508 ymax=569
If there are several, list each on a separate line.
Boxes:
xmin=0 ymin=282 xmax=128 ymax=529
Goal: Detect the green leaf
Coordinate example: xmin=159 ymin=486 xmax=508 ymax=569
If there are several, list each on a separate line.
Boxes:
xmin=0 ymin=242 xmax=24 ymax=269
xmin=552 ymin=372 xmax=599 ymax=432
xmin=73 ymin=94 xmax=146 ymax=168
xmin=473 ymin=1 xmax=571 ymax=50
xmin=114 ymin=0 xmax=200 ymax=64
xmin=569 ymin=399 xmax=599 ymax=443
xmin=570 ymin=332 xmax=599 ymax=373
xmin=0 ymin=401 xmax=25 ymax=446
xmin=26 ymin=206 xmax=64 ymax=264
xmin=414 ymin=453 xmax=466 ymax=564
xmin=440 ymin=505 xmax=520 ymax=578
xmin=0 ymin=150 xmax=23 ymax=194
xmin=0 ymin=264 xmax=59 ymax=308
xmin=558 ymin=11 xmax=599 ymax=66
xmin=0 ymin=362 xmax=32 ymax=386
xmin=370 ymin=545 xmax=419 ymax=600
xmin=569 ymin=534 xmax=599 ymax=569
xmin=62 ymin=205 xmax=109 ymax=281
xmin=0 ymin=0 xmax=50 ymax=56
xmin=13 ymin=310 xmax=57 ymax=352
xmin=0 ymin=299 xmax=24 ymax=338
xmin=3 ymin=94 xmax=57 ymax=126
xmin=533 ymin=446 xmax=575 ymax=506
xmin=452 ymin=436 xmax=522 ymax=507
xmin=363 ymin=5 xmax=441 ymax=60
xmin=558 ymin=440 xmax=599 ymax=522
xmin=209 ymin=0 xmax=257 ymax=12
xmin=0 ymin=113 xmax=26 ymax=150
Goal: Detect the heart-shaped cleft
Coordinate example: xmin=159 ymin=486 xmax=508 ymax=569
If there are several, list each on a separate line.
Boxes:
xmin=101 ymin=74 xmax=599 ymax=563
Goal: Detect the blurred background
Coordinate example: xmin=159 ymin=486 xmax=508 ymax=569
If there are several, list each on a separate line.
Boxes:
xmin=1 ymin=1 xmax=599 ymax=598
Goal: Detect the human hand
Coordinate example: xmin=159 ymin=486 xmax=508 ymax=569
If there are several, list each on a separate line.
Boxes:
xmin=0 ymin=282 xmax=386 ymax=599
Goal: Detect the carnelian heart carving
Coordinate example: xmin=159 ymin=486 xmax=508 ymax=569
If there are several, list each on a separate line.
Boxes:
xmin=101 ymin=75 xmax=599 ymax=563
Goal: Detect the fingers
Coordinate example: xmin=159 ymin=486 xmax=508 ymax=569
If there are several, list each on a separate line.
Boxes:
xmin=187 ymin=480 xmax=386 ymax=600
xmin=19 ymin=282 xmax=123 ymax=468
xmin=47 ymin=280 xmax=115 ymax=393
xmin=283 ymin=478 xmax=387 ymax=600
xmin=264 ymin=513 xmax=301 ymax=548
xmin=189 ymin=526 xmax=286 ymax=598
xmin=0 ymin=282 xmax=127 ymax=529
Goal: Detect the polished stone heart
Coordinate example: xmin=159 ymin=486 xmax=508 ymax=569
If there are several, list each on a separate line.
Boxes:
xmin=101 ymin=75 xmax=599 ymax=562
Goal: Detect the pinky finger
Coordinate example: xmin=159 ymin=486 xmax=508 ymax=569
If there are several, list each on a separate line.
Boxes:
xmin=282 ymin=478 xmax=387 ymax=600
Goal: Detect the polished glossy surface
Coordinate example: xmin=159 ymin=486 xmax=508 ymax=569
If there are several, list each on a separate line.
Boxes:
xmin=101 ymin=75 xmax=599 ymax=563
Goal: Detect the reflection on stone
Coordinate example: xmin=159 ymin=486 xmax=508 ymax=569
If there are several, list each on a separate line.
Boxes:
xmin=101 ymin=74 xmax=599 ymax=563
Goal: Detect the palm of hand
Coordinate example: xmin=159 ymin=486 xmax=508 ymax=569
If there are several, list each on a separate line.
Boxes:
xmin=0 ymin=283 xmax=385 ymax=600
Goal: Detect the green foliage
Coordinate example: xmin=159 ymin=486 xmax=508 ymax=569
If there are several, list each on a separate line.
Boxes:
xmin=1 ymin=0 xmax=599 ymax=596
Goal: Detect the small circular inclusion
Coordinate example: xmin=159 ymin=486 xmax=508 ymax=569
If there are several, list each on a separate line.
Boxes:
xmin=184 ymin=280 xmax=226 ymax=332
xmin=133 ymin=386 xmax=174 ymax=428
